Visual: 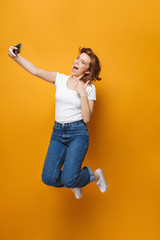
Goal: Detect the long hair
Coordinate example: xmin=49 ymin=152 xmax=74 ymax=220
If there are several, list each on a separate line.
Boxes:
xmin=78 ymin=47 xmax=102 ymax=85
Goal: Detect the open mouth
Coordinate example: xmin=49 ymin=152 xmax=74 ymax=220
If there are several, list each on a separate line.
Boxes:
xmin=72 ymin=66 xmax=79 ymax=71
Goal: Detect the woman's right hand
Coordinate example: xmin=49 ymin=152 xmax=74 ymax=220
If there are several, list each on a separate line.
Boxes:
xmin=8 ymin=45 xmax=18 ymax=58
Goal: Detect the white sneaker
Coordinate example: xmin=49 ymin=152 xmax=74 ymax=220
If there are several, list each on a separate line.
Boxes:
xmin=71 ymin=188 xmax=82 ymax=199
xmin=95 ymin=168 xmax=107 ymax=192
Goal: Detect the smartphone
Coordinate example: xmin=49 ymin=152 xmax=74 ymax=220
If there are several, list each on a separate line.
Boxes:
xmin=13 ymin=43 xmax=21 ymax=54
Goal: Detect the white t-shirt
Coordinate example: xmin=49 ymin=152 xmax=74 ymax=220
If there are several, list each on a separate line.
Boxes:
xmin=53 ymin=72 xmax=96 ymax=123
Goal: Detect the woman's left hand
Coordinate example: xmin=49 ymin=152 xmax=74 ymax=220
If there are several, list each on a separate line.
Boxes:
xmin=74 ymin=78 xmax=90 ymax=97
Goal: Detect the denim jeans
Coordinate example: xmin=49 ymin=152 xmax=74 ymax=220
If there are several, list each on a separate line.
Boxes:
xmin=41 ymin=119 xmax=95 ymax=188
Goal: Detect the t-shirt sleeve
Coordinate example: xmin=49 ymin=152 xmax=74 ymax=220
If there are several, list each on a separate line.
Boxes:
xmin=87 ymin=84 xmax=96 ymax=101
xmin=53 ymin=72 xmax=61 ymax=87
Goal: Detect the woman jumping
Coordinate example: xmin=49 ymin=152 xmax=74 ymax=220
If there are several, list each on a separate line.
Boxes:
xmin=8 ymin=44 xmax=107 ymax=199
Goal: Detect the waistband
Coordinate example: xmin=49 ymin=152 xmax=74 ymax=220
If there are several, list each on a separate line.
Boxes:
xmin=54 ymin=119 xmax=86 ymax=128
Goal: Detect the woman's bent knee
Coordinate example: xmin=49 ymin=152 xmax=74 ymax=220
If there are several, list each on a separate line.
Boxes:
xmin=41 ymin=174 xmax=61 ymax=187
xmin=61 ymin=175 xmax=78 ymax=188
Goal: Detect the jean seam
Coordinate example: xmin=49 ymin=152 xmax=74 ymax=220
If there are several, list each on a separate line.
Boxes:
xmin=54 ymin=147 xmax=66 ymax=180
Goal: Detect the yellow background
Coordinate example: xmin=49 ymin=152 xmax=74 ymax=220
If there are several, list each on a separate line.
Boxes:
xmin=1 ymin=0 xmax=160 ymax=239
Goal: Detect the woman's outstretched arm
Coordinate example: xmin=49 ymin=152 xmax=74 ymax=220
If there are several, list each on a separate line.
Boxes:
xmin=8 ymin=45 xmax=57 ymax=84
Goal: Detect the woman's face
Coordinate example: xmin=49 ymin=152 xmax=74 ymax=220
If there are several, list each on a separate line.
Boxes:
xmin=71 ymin=53 xmax=91 ymax=77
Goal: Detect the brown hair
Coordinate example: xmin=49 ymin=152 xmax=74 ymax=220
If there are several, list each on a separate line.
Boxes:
xmin=78 ymin=47 xmax=102 ymax=85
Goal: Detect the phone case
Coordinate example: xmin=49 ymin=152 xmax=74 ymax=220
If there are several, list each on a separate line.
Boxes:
xmin=13 ymin=43 xmax=21 ymax=54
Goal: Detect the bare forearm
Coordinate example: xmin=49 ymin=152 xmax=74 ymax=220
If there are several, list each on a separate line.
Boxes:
xmin=11 ymin=54 xmax=38 ymax=75
xmin=80 ymin=93 xmax=91 ymax=123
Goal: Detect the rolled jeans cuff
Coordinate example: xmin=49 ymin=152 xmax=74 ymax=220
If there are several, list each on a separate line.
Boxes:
xmin=87 ymin=166 xmax=95 ymax=183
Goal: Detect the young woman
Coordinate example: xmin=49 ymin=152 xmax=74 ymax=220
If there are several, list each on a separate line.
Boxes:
xmin=8 ymin=45 xmax=107 ymax=199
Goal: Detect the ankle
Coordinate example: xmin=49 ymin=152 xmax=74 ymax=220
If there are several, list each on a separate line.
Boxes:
xmin=94 ymin=171 xmax=100 ymax=183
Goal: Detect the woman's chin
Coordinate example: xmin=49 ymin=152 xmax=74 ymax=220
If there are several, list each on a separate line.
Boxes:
xmin=71 ymin=69 xmax=83 ymax=78
xmin=71 ymin=71 xmax=77 ymax=76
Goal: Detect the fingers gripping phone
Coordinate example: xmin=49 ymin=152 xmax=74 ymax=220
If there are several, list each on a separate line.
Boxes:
xmin=13 ymin=43 xmax=21 ymax=54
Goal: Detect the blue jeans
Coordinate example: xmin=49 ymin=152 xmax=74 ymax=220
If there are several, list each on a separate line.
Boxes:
xmin=41 ymin=119 xmax=95 ymax=188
